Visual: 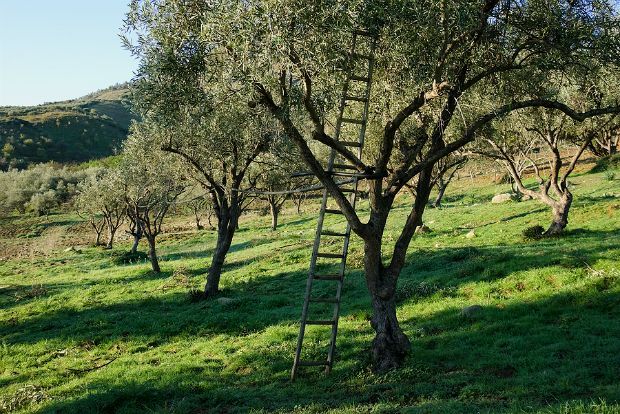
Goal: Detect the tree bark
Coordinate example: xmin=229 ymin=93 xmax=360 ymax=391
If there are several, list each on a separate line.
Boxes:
xmin=194 ymin=210 xmax=204 ymax=230
xmin=545 ymin=193 xmax=572 ymax=236
xmin=105 ymin=227 xmax=116 ymax=250
xmin=147 ymin=236 xmax=160 ymax=273
xmin=204 ymin=208 xmax=239 ymax=297
xmin=363 ymin=238 xmax=411 ymax=373
xmin=269 ymin=201 xmax=279 ymax=231
xmin=432 ymin=181 xmax=447 ymax=208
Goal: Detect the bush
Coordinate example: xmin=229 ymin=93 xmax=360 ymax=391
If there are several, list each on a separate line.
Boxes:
xmin=590 ymin=153 xmax=620 ymax=173
xmin=604 ymin=171 xmax=616 ymax=181
xmin=522 ymin=225 xmax=545 ymax=240
xmin=112 ymin=251 xmax=149 ymax=265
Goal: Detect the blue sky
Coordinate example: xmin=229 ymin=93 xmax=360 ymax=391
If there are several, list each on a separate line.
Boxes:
xmin=0 ymin=1 xmax=137 ymax=106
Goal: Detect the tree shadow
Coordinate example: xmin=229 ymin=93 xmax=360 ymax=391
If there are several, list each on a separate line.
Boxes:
xmin=0 ymin=267 xmax=309 ymax=347
xmin=32 ymin=288 xmax=620 ymax=413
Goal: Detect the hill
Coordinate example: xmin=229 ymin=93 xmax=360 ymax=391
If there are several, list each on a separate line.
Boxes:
xmin=0 ymin=166 xmax=619 ymax=413
xmin=0 ymin=85 xmax=136 ymax=170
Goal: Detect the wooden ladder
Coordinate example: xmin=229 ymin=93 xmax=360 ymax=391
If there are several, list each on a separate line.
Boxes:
xmin=291 ymin=30 xmax=378 ymax=380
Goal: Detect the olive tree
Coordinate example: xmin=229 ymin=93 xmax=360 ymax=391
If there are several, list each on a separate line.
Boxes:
xmin=121 ymin=123 xmax=185 ymax=273
xmin=76 ymin=168 xmax=126 ymax=248
xmin=125 ymin=0 xmax=620 ymax=371
xmin=122 ymin=18 xmax=283 ymax=294
xmin=482 ymin=106 xmax=618 ymax=235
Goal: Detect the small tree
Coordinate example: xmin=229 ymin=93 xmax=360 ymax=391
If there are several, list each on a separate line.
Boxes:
xmin=482 ymin=108 xmax=617 ymax=235
xmin=76 ymin=169 xmax=125 ymax=249
xmin=255 ymin=147 xmax=311 ymax=231
xmin=121 ymin=124 xmax=185 ymax=273
xmin=431 ymin=154 xmax=467 ymax=208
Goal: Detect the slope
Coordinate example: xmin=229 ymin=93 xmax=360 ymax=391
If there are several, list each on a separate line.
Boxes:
xmin=0 ymin=85 xmax=135 ymax=170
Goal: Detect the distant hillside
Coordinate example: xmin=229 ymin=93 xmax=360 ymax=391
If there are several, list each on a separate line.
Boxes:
xmin=0 ymin=84 xmax=136 ymax=170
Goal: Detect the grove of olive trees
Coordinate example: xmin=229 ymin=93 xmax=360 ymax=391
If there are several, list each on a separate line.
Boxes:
xmin=124 ymin=0 xmax=620 ymax=371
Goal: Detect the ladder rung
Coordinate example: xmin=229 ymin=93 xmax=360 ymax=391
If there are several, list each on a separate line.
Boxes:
xmin=341 ymin=188 xmax=356 ymax=194
xmin=350 ymin=75 xmax=370 ymax=82
xmin=339 ymin=141 xmax=362 ymax=148
xmin=324 ymin=209 xmax=343 ymax=215
xmin=345 ymin=95 xmax=368 ymax=102
xmin=309 ymin=297 xmax=339 ymax=304
xmin=313 ymin=274 xmax=342 ymax=281
xmin=297 ymin=360 xmax=330 ymax=367
xmin=332 ymin=163 xmax=356 ymax=170
xmin=351 ymin=52 xmax=373 ymax=61
xmin=316 ymin=253 xmax=344 ymax=259
xmin=341 ymin=118 xmax=365 ymax=125
xmin=321 ymin=230 xmax=348 ymax=237
xmin=305 ymin=320 xmax=336 ymax=325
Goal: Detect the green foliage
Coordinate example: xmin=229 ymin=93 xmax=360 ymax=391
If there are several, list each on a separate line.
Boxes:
xmin=0 ymin=163 xmax=95 ymax=215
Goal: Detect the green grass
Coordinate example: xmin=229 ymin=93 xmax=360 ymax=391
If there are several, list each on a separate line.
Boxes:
xmin=0 ymin=168 xmax=619 ymax=413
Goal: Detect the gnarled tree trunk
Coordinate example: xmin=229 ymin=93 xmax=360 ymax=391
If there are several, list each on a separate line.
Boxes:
xmin=204 ymin=207 xmax=239 ymax=297
xmin=269 ymin=201 xmax=279 ymax=231
xmin=363 ymin=237 xmax=411 ymax=372
xmin=105 ymin=227 xmax=117 ymax=250
xmin=147 ymin=235 xmax=160 ymax=273
xmin=432 ymin=179 xmax=447 ymax=208
xmin=545 ymin=193 xmax=572 ymax=236
xmin=130 ymin=222 xmax=142 ymax=254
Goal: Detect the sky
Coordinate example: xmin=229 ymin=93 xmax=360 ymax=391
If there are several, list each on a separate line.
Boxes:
xmin=0 ymin=1 xmax=138 ymax=106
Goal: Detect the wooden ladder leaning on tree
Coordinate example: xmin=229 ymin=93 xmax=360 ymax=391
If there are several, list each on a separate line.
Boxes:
xmin=291 ymin=29 xmax=378 ymax=380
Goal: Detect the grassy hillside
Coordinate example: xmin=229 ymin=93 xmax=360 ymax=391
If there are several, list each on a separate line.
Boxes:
xmin=0 ymin=85 xmax=135 ymax=170
xmin=0 ymin=167 xmax=619 ymax=413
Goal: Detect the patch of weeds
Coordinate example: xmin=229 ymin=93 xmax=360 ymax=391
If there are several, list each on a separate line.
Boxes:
xmin=111 ymin=251 xmax=149 ymax=265
xmin=604 ymin=171 xmax=616 ymax=181
xmin=522 ymin=225 xmax=545 ymax=240
xmin=14 ymin=284 xmax=48 ymax=301
xmin=0 ymin=385 xmax=49 ymax=412
xmin=187 ymin=289 xmax=206 ymax=303
xmin=396 ymin=282 xmax=457 ymax=302
xmin=160 ymin=267 xmax=197 ymax=292
xmin=590 ymin=153 xmax=620 ymax=173
xmin=448 ymin=247 xmax=481 ymax=262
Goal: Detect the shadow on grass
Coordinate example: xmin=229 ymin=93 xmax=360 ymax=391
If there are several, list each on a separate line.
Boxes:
xmin=0 ymin=267 xmax=309 ymax=347
xmin=32 ymin=288 xmax=620 ymax=413
xmin=396 ymin=228 xmax=619 ymax=302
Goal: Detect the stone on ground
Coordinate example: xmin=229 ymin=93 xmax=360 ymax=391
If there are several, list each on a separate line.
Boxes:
xmin=491 ymin=193 xmax=514 ymax=204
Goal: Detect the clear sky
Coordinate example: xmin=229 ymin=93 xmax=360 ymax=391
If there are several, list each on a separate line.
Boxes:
xmin=0 ymin=1 xmax=137 ymax=106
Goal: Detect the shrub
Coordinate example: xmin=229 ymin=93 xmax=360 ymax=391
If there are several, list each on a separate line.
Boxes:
xmin=604 ymin=171 xmax=616 ymax=181
xmin=522 ymin=225 xmax=545 ymax=240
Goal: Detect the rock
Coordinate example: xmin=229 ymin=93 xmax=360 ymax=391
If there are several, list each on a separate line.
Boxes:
xmin=520 ymin=194 xmax=533 ymax=201
xmin=64 ymin=246 xmax=81 ymax=253
xmin=491 ymin=193 xmax=514 ymax=204
xmin=465 ymin=230 xmax=476 ymax=239
xmin=461 ymin=304 xmax=483 ymax=318
xmin=216 ymin=297 xmax=236 ymax=306
xmin=415 ymin=225 xmax=432 ymax=234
